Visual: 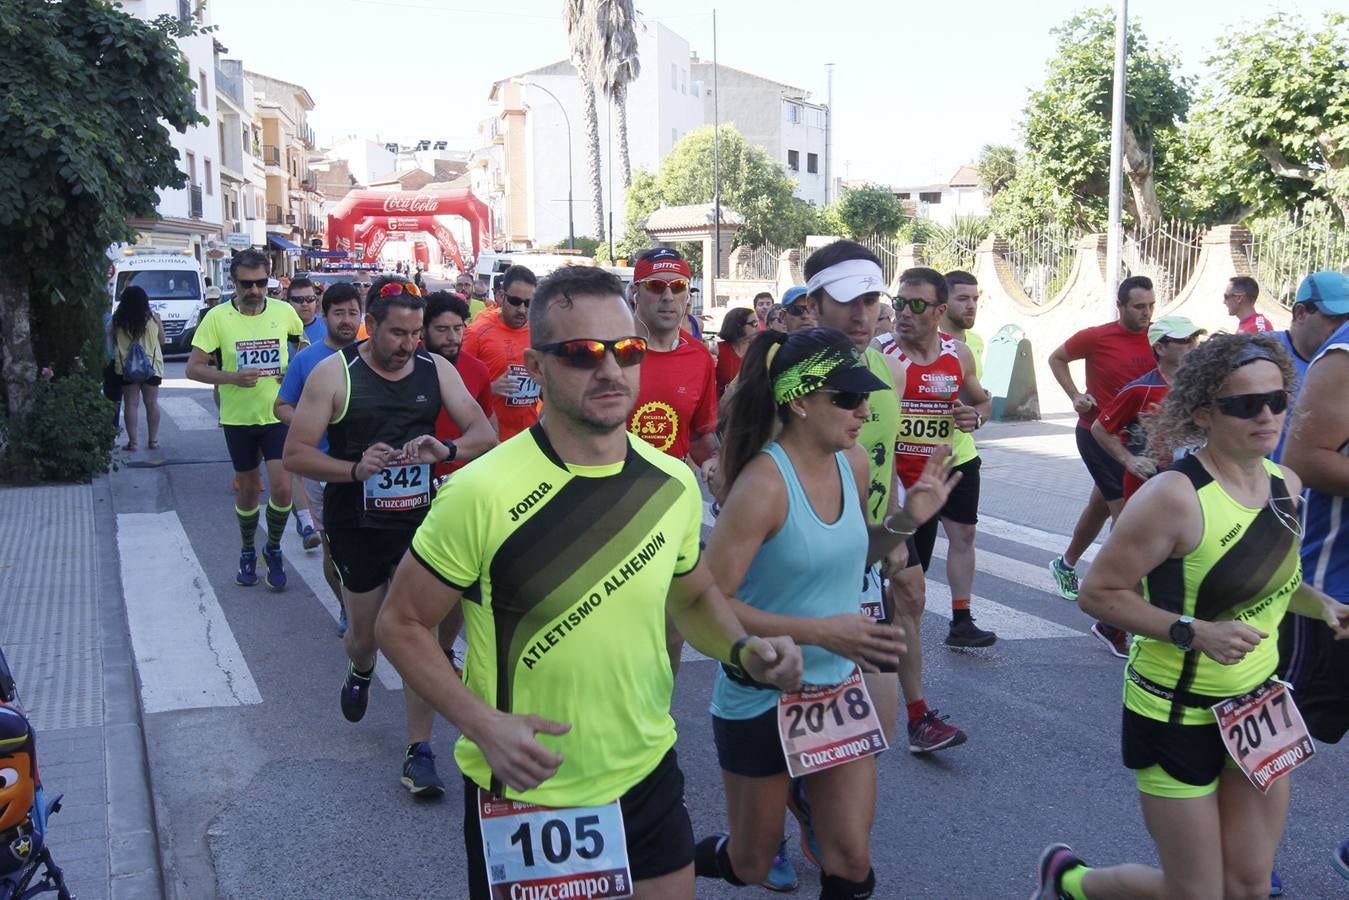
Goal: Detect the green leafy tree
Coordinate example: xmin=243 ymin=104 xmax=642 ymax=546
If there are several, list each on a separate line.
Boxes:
xmin=0 ymin=0 xmax=204 ymax=423
xmin=1195 ymin=12 xmax=1349 ymax=224
xmin=613 ymin=125 xmax=815 ymax=259
xmin=976 ymin=144 xmax=1018 ymax=197
xmin=995 ymin=8 xmax=1191 ymax=232
xmin=832 ymin=183 xmax=906 ymax=239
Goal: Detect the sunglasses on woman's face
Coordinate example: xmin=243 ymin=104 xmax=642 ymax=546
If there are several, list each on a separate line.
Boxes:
xmin=1213 ymin=390 xmax=1289 ymax=419
xmin=821 ymin=389 xmax=869 ymax=410
xmin=534 ymin=336 xmax=648 ymax=369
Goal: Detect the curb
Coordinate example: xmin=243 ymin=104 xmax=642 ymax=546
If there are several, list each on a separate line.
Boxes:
xmin=91 ymin=474 xmax=168 ymax=900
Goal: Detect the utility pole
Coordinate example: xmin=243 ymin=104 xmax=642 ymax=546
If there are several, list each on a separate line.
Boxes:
xmin=825 ymin=62 xmax=834 ymax=206
xmin=1105 ymin=0 xmax=1128 ymax=313
xmin=712 ymin=8 xmax=720 ymax=303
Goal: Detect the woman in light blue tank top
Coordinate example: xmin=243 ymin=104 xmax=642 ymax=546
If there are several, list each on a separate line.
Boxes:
xmin=692 ymin=327 xmax=958 ymax=898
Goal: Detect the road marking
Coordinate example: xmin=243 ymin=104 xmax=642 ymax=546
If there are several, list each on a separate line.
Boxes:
xmin=978 ymin=431 xmax=1083 ymax=459
xmin=970 ymin=513 xmax=1100 ymax=563
xmin=158 ymin=395 xmax=219 ymax=431
xmin=932 ymin=536 xmax=1091 ymax=594
xmin=117 ymin=512 xmax=262 ymax=712
xmin=281 ymin=524 xmax=466 ymax=690
xmin=919 ymin=582 xmax=1084 ymax=639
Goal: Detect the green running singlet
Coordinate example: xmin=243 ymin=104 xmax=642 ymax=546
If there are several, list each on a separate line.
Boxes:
xmin=859 ymin=347 xmax=900 ymax=525
xmin=1129 ymin=455 xmax=1302 ymax=726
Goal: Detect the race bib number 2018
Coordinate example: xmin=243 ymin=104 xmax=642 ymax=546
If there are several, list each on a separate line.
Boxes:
xmin=479 ymin=791 xmax=632 ymax=900
xmin=777 ymin=669 xmax=888 ymax=779
xmin=234 ymin=339 xmax=282 ymax=377
xmin=1212 ymin=679 xmax=1314 ymax=793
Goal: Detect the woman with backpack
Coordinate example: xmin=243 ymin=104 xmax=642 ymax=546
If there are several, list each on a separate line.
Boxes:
xmin=112 ymin=285 xmax=165 ymax=451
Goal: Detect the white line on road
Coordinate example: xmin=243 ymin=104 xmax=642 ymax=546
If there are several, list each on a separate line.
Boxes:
xmin=932 ymin=536 xmax=1091 ymax=595
xmin=970 ymin=514 xmax=1100 ymax=563
xmin=158 ymin=395 xmax=219 ymax=431
xmin=919 ymin=581 xmax=1084 ymax=639
xmin=117 ymin=512 xmax=262 ymax=712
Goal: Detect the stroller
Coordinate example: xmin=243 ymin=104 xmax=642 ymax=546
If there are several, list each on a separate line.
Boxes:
xmin=0 ymin=648 xmax=72 ymax=900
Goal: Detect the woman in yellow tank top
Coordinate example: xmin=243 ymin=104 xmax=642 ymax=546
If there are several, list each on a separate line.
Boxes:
xmin=1033 ymin=334 xmax=1349 ymax=900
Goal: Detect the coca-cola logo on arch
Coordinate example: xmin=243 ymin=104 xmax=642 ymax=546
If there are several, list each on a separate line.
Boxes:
xmin=380 ymin=194 xmax=439 ymax=214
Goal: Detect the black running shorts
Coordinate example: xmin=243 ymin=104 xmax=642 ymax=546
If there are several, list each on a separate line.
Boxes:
xmin=1120 ymin=706 xmax=1228 ymax=790
xmin=327 ymin=526 xmax=416 ymax=593
xmin=713 ymin=706 xmax=787 ymax=778
xmin=222 ymin=422 xmax=288 ymax=473
xmin=912 ymin=456 xmax=982 ymax=571
xmin=462 ymin=749 xmax=693 ymax=899
xmin=1076 ymin=424 xmax=1125 ymax=501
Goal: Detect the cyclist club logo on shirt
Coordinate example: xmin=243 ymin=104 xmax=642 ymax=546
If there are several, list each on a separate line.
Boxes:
xmin=631 ymin=401 xmax=679 ymax=453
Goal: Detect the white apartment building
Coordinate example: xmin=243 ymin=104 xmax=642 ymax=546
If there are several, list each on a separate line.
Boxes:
xmin=121 ymin=0 xmax=225 ymax=283
xmin=214 ymin=58 xmax=267 ymax=253
xmin=247 ymin=71 xmax=322 ymax=274
xmin=891 ymin=165 xmax=989 ymax=226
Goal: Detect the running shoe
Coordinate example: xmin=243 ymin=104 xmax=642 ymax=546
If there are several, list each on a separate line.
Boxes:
xmin=401 ymin=742 xmax=446 ymax=798
xmin=262 ymin=547 xmax=286 ymax=592
xmin=1091 ymin=623 xmax=1130 ymax=659
xmin=235 ymin=551 xmax=258 ymax=587
xmin=336 ymin=605 xmax=348 ymax=638
xmin=908 ymin=709 xmax=968 ymax=754
xmin=945 ymin=616 xmax=998 ymax=648
xmin=1270 ymin=869 xmax=1282 ymax=895
xmin=1033 ymin=842 xmax=1085 ymax=900
xmin=298 ymin=521 xmax=321 ymax=551
xmin=760 ymin=838 xmax=798 ymax=892
xmin=1049 ymin=556 xmax=1079 ymax=601
xmin=339 ymin=662 xmax=371 ymax=723
xmin=1334 ymin=837 xmax=1349 ymax=879
xmin=785 ymin=778 xmax=821 ymax=869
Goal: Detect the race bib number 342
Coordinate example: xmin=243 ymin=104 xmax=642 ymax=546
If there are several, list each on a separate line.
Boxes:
xmin=1212 ymin=679 xmax=1314 ymax=793
xmin=777 ymin=668 xmax=888 ymax=778
xmin=363 ymin=463 xmax=431 ymax=512
xmin=478 ymin=790 xmax=632 ymax=900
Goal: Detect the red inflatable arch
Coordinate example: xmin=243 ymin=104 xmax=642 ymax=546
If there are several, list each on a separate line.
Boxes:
xmin=327 ymin=188 xmax=489 ymax=266
xmin=348 ymin=215 xmax=466 ymax=270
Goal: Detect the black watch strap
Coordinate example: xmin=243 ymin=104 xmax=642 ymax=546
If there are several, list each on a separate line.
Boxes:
xmin=722 ymin=636 xmax=761 ymax=688
xmin=442 ymin=439 xmax=458 ymax=462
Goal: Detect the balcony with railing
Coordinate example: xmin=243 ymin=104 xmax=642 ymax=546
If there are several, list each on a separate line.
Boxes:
xmin=189 ymin=185 xmax=203 ymax=219
xmin=299 ymin=174 xmax=318 ymax=192
xmin=215 ymin=64 xmax=244 ymax=107
xmin=266 ymin=204 xmax=285 ymax=225
xmin=262 ymin=145 xmax=282 ymax=170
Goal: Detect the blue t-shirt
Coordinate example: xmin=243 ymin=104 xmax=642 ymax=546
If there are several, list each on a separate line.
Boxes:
xmin=1271 ymin=330 xmax=1313 ymax=463
xmin=303 ymin=317 xmax=328 ymax=345
xmin=1299 ymin=320 xmax=1349 ymax=601
xmin=278 ymin=340 xmax=341 ymax=452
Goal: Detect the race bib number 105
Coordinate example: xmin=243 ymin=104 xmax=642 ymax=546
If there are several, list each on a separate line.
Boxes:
xmin=234 ymin=339 xmax=282 ymax=377
xmin=1212 ymin=679 xmax=1314 ymax=794
xmin=478 ymin=791 xmax=632 ymax=900
xmin=777 ymin=668 xmax=888 ymax=778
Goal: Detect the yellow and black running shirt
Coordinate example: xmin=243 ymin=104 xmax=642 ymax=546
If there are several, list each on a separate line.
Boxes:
xmin=191 ymin=299 xmax=305 ymax=425
xmin=1129 ymin=455 xmax=1302 ymax=725
xmin=410 ymin=425 xmax=703 ymax=807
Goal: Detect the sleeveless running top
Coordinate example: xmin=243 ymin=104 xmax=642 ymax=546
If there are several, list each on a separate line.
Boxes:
xmin=1299 ymin=321 xmax=1349 ymax=601
xmin=1128 ymin=454 xmax=1302 ymax=725
xmin=324 ymin=344 xmax=443 ymax=530
xmin=858 ymin=347 xmax=900 ymax=524
xmin=711 ymin=443 xmax=865 ymax=720
xmin=875 ymin=332 xmax=966 ymax=486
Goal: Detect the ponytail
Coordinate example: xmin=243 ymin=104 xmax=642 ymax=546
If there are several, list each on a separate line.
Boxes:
xmin=719 ymin=330 xmax=790 ymax=498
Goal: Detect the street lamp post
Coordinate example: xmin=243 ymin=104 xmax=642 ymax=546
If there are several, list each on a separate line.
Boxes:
xmin=512 ymin=78 xmax=575 ymax=251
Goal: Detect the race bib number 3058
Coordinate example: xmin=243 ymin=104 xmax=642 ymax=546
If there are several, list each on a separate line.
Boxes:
xmin=896 ymin=398 xmax=954 ymax=457
xmin=478 ymin=791 xmax=632 ymax=900
xmin=778 ymin=669 xmax=888 ymax=778
xmin=234 ymin=338 xmax=282 ymax=377
xmin=1212 ymin=679 xmax=1314 ymax=793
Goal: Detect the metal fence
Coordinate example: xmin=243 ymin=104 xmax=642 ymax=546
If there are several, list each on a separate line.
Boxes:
xmin=1122 ymin=219 xmax=1205 ymax=305
xmin=740 ymin=244 xmax=780 ymax=280
xmin=858 ymin=234 xmax=903 ymax=286
xmin=1006 ymin=225 xmax=1079 ymax=303
xmin=1246 ymin=206 xmax=1349 ymax=306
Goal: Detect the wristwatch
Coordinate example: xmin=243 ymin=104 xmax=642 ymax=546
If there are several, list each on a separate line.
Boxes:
xmin=722 ymin=635 xmax=760 ymax=687
xmin=1169 ymin=615 xmax=1196 ymax=652
xmin=442 ymin=439 xmax=458 ymax=462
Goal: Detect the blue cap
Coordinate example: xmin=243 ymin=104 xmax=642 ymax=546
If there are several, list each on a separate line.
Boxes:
xmin=1295 ymin=271 xmax=1349 ymax=315
xmin=779 ymin=285 xmax=809 ymax=307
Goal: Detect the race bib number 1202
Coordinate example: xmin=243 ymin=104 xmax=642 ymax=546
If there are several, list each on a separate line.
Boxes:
xmin=777 ymin=668 xmax=888 ymax=778
xmin=478 ymin=791 xmax=632 ymax=900
xmin=234 ymin=338 xmax=282 ymax=377
xmin=1212 ymin=679 xmax=1314 ymax=793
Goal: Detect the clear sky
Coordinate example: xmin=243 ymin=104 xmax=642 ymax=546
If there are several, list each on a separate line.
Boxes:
xmin=211 ymin=0 xmax=1326 ymax=188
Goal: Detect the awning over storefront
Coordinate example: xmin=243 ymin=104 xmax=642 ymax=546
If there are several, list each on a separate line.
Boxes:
xmin=305 ymin=249 xmax=349 ymax=259
xmin=267 ymin=234 xmax=302 ymax=255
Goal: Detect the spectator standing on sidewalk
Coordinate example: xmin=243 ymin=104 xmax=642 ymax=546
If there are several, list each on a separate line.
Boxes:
xmin=111 ymin=285 xmax=165 ymax=451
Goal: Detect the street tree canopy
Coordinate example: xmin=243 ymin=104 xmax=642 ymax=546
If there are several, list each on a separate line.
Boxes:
xmin=0 ymin=0 xmax=204 ymax=419
xmin=831 ymin=183 xmax=906 ymax=239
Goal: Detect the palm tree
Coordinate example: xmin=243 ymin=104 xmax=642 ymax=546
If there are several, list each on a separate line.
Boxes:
xmin=563 ymin=0 xmax=607 ymax=242
xmin=592 ymin=0 xmax=640 ymax=189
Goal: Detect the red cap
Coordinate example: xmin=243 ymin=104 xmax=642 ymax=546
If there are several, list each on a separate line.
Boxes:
xmin=634 ymin=248 xmax=691 ymax=281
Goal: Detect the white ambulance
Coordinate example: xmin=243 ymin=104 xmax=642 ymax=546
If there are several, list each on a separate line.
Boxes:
xmin=107 ymin=249 xmax=207 ymax=355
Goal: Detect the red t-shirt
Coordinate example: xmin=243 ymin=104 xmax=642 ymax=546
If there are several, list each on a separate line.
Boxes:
xmin=433 ymin=350 xmax=494 ymax=480
xmin=461 ymin=310 xmax=539 ymax=440
xmin=1062 ymin=322 xmax=1155 ymax=428
xmin=628 ymin=336 xmax=718 ymax=460
xmin=715 ymin=341 xmax=743 ymax=398
xmin=1096 ymin=368 xmax=1169 ymax=500
xmin=1238 ymin=313 xmax=1273 ymax=334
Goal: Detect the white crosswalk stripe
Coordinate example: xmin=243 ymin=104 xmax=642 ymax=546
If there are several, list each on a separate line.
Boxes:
xmin=158 ymin=395 xmax=219 ymax=431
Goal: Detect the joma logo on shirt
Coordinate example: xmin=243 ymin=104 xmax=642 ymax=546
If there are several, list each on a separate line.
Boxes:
xmin=1219 ymin=523 xmax=1243 ymax=547
xmin=509 ymin=481 xmax=554 ymax=522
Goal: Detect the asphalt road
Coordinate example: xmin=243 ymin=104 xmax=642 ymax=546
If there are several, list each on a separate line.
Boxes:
xmin=108 ymin=362 xmax=1349 ymax=899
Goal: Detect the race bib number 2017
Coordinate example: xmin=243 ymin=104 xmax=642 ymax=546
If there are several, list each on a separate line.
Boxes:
xmin=777 ymin=669 xmax=888 ymax=779
xmin=1212 ymin=679 xmax=1315 ymax=793
xmin=234 ymin=339 xmax=282 ymax=377
xmin=479 ymin=791 xmax=632 ymax=900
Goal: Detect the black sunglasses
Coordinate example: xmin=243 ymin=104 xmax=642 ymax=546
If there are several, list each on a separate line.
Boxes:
xmin=783 ymin=305 xmax=814 ymax=318
xmin=534 ymin=336 xmax=647 ymax=368
xmin=505 ymin=294 xmax=531 ymax=308
xmin=894 ymin=297 xmax=934 ymax=315
xmin=236 ymin=277 xmax=269 ymax=289
xmin=1213 ymin=390 xmax=1289 ymax=419
xmin=822 ymin=389 xmax=869 ymax=410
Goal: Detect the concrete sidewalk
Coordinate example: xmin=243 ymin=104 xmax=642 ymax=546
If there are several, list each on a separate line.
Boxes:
xmin=0 ymin=478 xmax=163 ymax=900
